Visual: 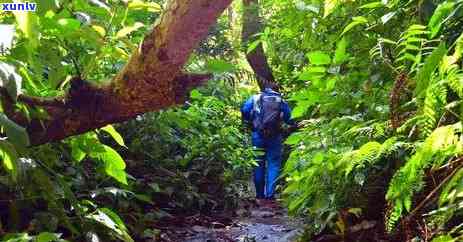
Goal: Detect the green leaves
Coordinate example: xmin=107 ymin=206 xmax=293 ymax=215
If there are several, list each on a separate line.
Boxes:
xmin=341 ymin=16 xmax=368 ymax=36
xmin=246 ymin=39 xmax=262 ymax=54
xmin=285 ymin=131 xmax=305 ymax=145
xmin=431 ymin=235 xmax=456 ymax=242
xmin=324 ymin=0 xmax=342 ymax=18
xmin=300 ymin=51 xmax=330 ymax=81
xmin=205 ymin=59 xmax=236 ymax=73
xmin=71 ymin=145 xmax=86 ymax=162
xmin=359 ymin=2 xmax=384 ymax=9
xmin=116 ymin=22 xmax=145 ymax=39
xmin=92 ymin=145 xmax=128 ymax=185
xmin=290 ymin=89 xmax=321 ymax=118
xmin=263 ymin=0 xmax=463 ymax=237
xmin=439 ymin=166 xmax=463 ymax=206
xmin=393 ymin=24 xmax=429 ymax=70
xmin=334 ymin=37 xmax=349 ymax=64
xmin=2 ymin=232 xmax=66 ymax=242
xmin=386 ymin=124 xmax=462 ymax=230
xmin=91 ymin=25 xmax=106 ymax=37
xmin=0 ymin=140 xmax=19 ymax=180
xmin=291 ymin=100 xmax=313 ymax=118
xmin=190 ymin=89 xmax=203 ymax=99
xmin=0 ymin=114 xmax=30 ymax=148
xmin=86 ymin=208 xmax=134 ymax=242
xmin=128 ymin=0 xmax=162 ymax=12
xmin=428 ymin=1 xmax=457 ymax=38
xmin=57 ymin=18 xmax=81 ymax=32
xmin=35 ymin=232 xmax=62 ymax=242
xmin=101 ymin=125 xmax=126 ymax=147
xmin=415 ymin=43 xmax=447 ymax=96
xmin=380 ymin=11 xmax=396 ymax=24
xmin=69 ymin=133 xmax=128 ymax=184
xmin=306 ymin=51 xmax=331 ymax=65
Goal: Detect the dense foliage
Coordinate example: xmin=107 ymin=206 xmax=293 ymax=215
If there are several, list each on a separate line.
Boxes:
xmin=1 ymin=0 xmax=463 ymax=241
xmin=0 ymin=0 xmax=256 ymax=241
xmin=255 ymin=0 xmax=463 ymax=240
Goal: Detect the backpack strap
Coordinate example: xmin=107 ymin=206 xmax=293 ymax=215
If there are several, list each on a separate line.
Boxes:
xmin=252 ymin=94 xmax=262 ymax=115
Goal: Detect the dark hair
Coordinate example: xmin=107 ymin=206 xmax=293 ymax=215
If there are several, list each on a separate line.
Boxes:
xmin=263 ymin=81 xmax=279 ymax=91
xmin=264 ymin=81 xmax=278 ymax=90
xmin=257 ymin=74 xmax=279 ymax=91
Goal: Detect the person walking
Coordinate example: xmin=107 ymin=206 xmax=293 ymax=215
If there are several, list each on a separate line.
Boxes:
xmin=241 ymin=81 xmax=294 ymax=204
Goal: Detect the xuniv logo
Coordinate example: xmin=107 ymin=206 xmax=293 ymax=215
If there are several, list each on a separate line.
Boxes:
xmin=2 ymin=2 xmax=37 ymax=11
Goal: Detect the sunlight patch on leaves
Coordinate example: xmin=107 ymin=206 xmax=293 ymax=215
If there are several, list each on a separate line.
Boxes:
xmin=306 ymin=51 xmax=331 ymax=65
xmin=324 ymin=0 xmax=342 ymax=18
xmin=116 ymin=22 xmax=144 ymax=39
xmin=128 ymin=0 xmax=162 ymax=12
xmin=101 ymin=125 xmax=126 ymax=148
xmin=86 ymin=208 xmax=134 ymax=242
xmin=0 ymin=140 xmax=19 ymax=180
xmin=428 ymin=1 xmax=457 ymax=38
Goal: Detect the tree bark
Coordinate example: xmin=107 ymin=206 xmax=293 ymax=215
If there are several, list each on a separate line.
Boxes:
xmin=5 ymin=0 xmax=232 ymax=145
xmin=242 ymin=0 xmax=276 ymax=90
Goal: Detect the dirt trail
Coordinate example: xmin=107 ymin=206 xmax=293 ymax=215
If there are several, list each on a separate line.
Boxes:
xmin=180 ymin=201 xmax=303 ymax=242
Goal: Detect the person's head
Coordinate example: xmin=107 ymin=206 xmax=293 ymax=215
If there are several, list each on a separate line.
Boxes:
xmin=262 ymin=80 xmax=279 ymax=92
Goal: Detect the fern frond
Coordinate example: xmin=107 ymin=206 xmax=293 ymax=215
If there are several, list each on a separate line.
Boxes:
xmin=394 ymin=24 xmax=429 ymax=71
xmin=439 ymin=165 xmax=463 ymax=207
xmin=397 ymin=115 xmax=420 ymax=135
xmin=418 ymin=81 xmax=447 ymax=137
xmin=379 ymin=137 xmax=412 ymax=157
xmin=447 ymin=72 xmax=463 ymax=98
xmin=343 ymin=141 xmax=382 ymax=175
xmin=386 ymin=123 xmax=463 ymax=230
xmin=343 ymin=137 xmax=410 ymax=176
xmin=344 ymin=120 xmax=390 ymax=140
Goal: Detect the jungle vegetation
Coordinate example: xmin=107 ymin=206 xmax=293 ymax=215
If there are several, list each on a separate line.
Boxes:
xmin=0 ymin=0 xmax=462 ymax=241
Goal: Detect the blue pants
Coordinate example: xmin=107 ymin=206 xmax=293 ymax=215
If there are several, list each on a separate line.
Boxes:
xmin=251 ymin=132 xmax=282 ymax=199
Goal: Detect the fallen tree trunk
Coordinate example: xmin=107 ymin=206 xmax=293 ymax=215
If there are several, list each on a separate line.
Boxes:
xmin=4 ymin=0 xmax=232 ymax=145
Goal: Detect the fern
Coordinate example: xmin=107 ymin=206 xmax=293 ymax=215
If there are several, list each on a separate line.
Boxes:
xmin=395 ymin=24 xmax=429 ymax=72
xmin=439 ymin=166 xmax=463 ymax=207
xmin=380 ymin=137 xmax=412 ymax=157
xmin=422 ymin=165 xmax=463 ymax=238
xmin=415 ymin=42 xmax=447 ymax=97
xmin=386 ymin=123 xmax=463 ymax=231
xmin=344 ymin=120 xmax=390 ymax=140
xmin=397 ymin=115 xmax=420 ymax=136
xmin=343 ymin=137 xmax=411 ymax=176
xmin=418 ymin=81 xmax=448 ymax=137
xmin=342 ymin=141 xmax=382 ymax=175
xmin=369 ymin=38 xmax=396 ymax=61
xmin=446 ymin=72 xmax=463 ymax=98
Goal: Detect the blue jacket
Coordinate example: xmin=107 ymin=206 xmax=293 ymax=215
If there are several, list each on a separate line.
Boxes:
xmin=241 ymin=88 xmax=293 ymax=146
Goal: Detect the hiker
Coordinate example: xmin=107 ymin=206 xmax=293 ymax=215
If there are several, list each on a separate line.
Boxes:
xmin=241 ymin=81 xmax=294 ymax=202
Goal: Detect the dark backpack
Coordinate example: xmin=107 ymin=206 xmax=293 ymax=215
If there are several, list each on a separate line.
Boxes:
xmin=252 ymin=91 xmax=283 ymax=138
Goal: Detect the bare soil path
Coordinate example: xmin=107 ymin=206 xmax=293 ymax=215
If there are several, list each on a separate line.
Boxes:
xmin=157 ymin=200 xmax=303 ymax=242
